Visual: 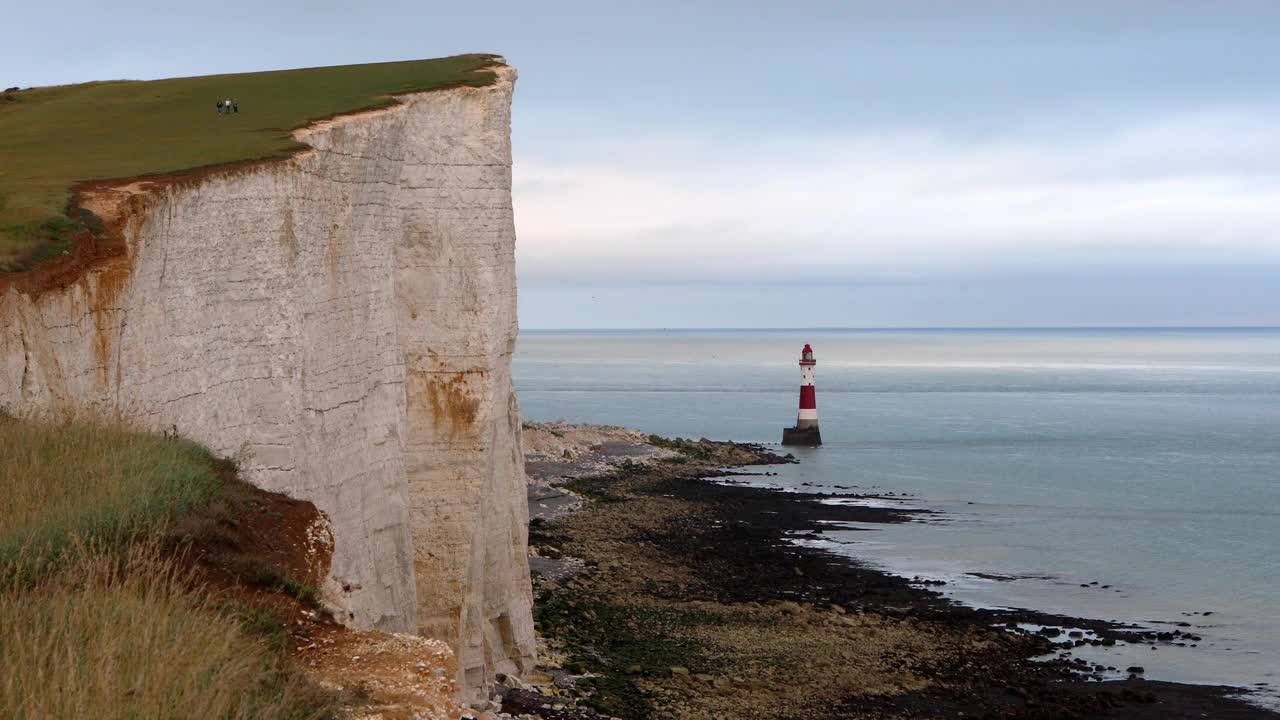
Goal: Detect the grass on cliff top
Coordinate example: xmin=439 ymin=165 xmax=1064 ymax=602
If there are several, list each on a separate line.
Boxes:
xmin=0 ymin=53 xmax=501 ymax=271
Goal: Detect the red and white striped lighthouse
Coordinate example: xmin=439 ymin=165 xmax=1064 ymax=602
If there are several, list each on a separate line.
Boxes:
xmin=782 ymin=343 xmax=822 ymax=446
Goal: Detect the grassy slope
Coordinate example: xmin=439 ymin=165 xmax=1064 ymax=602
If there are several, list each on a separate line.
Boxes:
xmin=0 ymin=415 xmax=333 ymax=719
xmin=0 ymin=415 xmax=221 ymax=569
xmin=0 ymin=53 xmax=500 ymax=270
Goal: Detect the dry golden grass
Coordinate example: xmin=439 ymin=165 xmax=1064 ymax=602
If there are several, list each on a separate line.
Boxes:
xmin=0 ymin=413 xmax=220 ymax=570
xmin=0 ymin=539 xmax=332 ymax=720
xmin=0 ymin=415 xmax=334 ymax=719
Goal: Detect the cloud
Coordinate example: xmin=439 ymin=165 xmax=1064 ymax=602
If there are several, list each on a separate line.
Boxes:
xmin=512 ymin=108 xmax=1280 ymax=286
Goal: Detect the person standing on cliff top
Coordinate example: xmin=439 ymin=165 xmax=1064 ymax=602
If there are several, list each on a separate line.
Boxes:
xmin=225 ymin=98 xmax=231 ymax=115
xmin=215 ymin=99 xmax=223 ymax=114
xmin=232 ymin=99 xmax=238 ymax=113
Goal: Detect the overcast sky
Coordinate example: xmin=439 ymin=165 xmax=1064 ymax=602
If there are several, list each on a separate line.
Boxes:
xmin=7 ymin=1 xmax=1279 ymax=328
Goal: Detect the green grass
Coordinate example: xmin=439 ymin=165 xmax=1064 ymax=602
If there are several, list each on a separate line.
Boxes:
xmin=648 ymin=434 xmax=713 ymax=460
xmin=0 ymin=53 xmax=501 ymax=270
xmin=0 ymin=414 xmax=223 ymax=574
xmin=0 ymin=416 xmax=336 ymax=718
xmin=229 ymin=555 xmax=324 ymax=609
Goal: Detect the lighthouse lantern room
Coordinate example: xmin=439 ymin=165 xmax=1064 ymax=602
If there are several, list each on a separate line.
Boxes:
xmin=782 ymin=343 xmax=822 ymax=446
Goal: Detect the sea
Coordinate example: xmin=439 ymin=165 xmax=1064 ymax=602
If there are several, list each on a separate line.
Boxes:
xmin=513 ymin=328 xmax=1280 ymax=706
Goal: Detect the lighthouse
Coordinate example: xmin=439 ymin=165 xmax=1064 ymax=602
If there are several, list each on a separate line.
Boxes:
xmin=782 ymin=343 xmax=822 ymax=446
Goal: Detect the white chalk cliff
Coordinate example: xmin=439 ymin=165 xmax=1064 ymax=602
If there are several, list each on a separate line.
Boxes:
xmin=0 ymin=64 xmax=533 ymax=700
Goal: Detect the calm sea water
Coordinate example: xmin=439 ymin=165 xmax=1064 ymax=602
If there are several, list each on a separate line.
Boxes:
xmin=513 ymin=328 xmax=1280 ymax=703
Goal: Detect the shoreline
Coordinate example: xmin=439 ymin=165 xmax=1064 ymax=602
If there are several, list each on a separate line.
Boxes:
xmin=721 ymin=466 xmax=1280 ymax=707
xmin=511 ymin=426 xmax=1279 ymax=719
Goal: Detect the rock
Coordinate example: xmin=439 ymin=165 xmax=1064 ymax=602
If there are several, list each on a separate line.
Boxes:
xmin=1126 ymin=666 xmax=1145 ymax=674
xmin=670 ymin=666 xmax=690 ymax=676
xmin=0 ymin=64 xmax=533 ymax=705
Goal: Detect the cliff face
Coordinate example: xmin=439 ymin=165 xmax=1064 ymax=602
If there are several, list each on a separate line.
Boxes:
xmin=0 ymin=65 xmax=533 ymax=699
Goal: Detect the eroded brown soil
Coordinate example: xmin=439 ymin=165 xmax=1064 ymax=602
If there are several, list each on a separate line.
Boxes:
xmin=170 ymin=463 xmax=466 ymax=720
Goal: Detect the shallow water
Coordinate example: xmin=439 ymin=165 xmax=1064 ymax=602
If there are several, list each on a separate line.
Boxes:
xmin=514 ymin=327 xmax=1280 ymax=704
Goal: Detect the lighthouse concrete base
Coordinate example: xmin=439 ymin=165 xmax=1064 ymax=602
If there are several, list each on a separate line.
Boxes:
xmin=782 ymin=426 xmax=822 ymax=447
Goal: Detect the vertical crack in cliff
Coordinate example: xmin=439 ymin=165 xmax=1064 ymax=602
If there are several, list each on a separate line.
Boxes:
xmin=113 ymin=307 xmax=127 ymax=413
xmin=18 ymin=321 xmax=31 ymax=401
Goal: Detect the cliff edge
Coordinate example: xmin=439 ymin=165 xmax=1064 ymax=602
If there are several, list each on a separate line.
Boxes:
xmin=0 ymin=62 xmax=533 ymax=701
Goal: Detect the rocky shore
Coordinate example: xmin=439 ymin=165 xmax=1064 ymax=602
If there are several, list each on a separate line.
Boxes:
xmin=486 ymin=424 xmax=1279 ymax=720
